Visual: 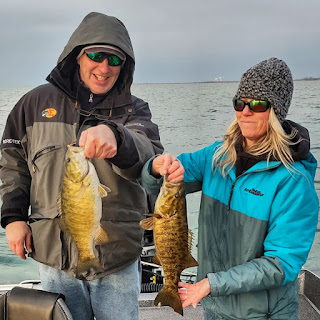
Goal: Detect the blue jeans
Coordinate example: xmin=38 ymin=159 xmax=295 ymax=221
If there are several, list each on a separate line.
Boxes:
xmin=38 ymin=259 xmax=141 ymax=320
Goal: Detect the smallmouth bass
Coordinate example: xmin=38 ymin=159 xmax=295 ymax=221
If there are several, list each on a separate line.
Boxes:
xmin=140 ymin=176 xmax=198 ymax=315
xmin=58 ymin=145 xmax=110 ymax=275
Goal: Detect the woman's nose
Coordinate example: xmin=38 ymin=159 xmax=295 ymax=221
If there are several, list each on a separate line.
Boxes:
xmin=242 ymin=105 xmax=253 ymax=116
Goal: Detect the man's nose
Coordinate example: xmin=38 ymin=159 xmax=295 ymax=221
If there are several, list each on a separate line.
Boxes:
xmin=99 ymin=59 xmax=110 ymax=72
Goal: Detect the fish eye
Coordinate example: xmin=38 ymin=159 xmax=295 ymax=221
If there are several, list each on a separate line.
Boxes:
xmin=66 ymin=158 xmax=71 ymax=163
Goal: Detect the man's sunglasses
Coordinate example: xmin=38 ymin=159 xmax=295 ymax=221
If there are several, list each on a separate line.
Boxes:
xmin=233 ymin=99 xmax=271 ymax=112
xmin=86 ymin=52 xmax=123 ymax=66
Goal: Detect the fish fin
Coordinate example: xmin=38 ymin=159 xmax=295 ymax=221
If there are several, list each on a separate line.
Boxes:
xmin=57 ymin=193 xmax=62 ymax=216
xmin=140 ymin=217 xmax=155 ymax=230
xmin=77 ymin=184 xmax=87 ymax=201
xmin=152 ymin=254 xmax=161 ymax=266
xmin=99 ymin=184 xmax=111 ymax=198
xmin=94 ymin=226 xmax=109 ymax=245
xmin=82 ymin=176 xmax=91 ymax=187
xmin=188 ymin=229 xmax=195 ymax=253
xmin=184 ymin=253 xmax=199 ymax=268
xmin=77 ymin=257 xmax=104 ymax=275
xmin=58 ymin=216 xmax=67 ymax=232
xmin=184 ymin=229 xmax=198 ymax=268
xmin=154 ymin=287 xmax=183 ymax=315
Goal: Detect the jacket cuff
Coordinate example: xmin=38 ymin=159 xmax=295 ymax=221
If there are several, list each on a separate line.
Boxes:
xmin=141 ymin=156 xmax=163 ymax=195
xmin=1 ymin=216 xmax=26 ymax=228
xmin=105 ymin=123 xmax=121 ymax=148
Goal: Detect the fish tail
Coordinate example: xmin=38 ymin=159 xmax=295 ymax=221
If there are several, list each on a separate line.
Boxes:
xmin=77 ymin=257 xmax=104 ymax=275
xmin=154 ymin=286 xmax=183 ymax=315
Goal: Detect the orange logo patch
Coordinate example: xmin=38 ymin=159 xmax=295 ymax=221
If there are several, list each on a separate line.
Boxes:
xmin=42 ymin=108 xmax=57 ymax=118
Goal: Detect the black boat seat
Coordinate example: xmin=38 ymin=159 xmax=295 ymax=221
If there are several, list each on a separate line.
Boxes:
xmin=0 ymin=286 xmax=73 ymax=320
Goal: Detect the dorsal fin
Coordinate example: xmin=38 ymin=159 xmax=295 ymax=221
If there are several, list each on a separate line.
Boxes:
xmin=188 ymin=229 xmax=194 ymax=254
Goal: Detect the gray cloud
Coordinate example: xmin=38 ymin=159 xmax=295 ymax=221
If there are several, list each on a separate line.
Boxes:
xmin=0 ymin=0 xmax=319 ymax=86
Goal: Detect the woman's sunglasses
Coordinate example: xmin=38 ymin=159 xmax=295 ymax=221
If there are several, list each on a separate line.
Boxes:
xmin=233 ymin=99 xmax=271 ymax=112
xmin=86 ymin=52 xmax=123 ymax=66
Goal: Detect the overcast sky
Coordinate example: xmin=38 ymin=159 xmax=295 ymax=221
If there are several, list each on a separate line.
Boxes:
xmin=0 ymin=0 xmax=319 ymax=87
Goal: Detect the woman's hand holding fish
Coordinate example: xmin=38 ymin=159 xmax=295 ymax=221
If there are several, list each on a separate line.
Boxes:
xmin=79 ymin=124 xmax=117 ymax=159
xmin=5 ymin=221 xmax=32 ymax=260
xmin=178 ymin=278 xmax=211 ymax=308
xmin=152 ymin=154 xmax=184 ymax=183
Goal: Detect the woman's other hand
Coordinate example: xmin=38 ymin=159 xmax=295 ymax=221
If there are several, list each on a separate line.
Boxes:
xmin=178 ymin=278 xmax=211 ymax=308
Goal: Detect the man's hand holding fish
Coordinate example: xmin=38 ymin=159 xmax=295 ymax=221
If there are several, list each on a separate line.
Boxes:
xmin=79 ymin=124 xmax=117 ymax=159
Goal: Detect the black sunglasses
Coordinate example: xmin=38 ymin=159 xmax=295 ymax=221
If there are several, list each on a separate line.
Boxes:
xmin=86 ymin=52 xmax=123 ymax=66
xmin=233 ymin=99 xmax=271 ymax=112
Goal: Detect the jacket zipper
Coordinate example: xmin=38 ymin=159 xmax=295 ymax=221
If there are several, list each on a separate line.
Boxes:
xmin=266 ymin=289 xmax=271 ymax=318
xmin=228 ymin=182 xmax=236 ymax=209
xmin=227 ymin=164 xmax=281 ymax=210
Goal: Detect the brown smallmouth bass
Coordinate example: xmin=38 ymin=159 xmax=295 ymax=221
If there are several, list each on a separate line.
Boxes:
xmin=140 ymin=175 xmax=198 ymax=315
xmin=58 ymin=145 xmax=110 ymax=275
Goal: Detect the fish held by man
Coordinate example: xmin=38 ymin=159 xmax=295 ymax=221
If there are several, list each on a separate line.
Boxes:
xmin=58 ymin=145 xmax=111 ymax=275
xmin=140 ymin=175 xmax=198 ymax=315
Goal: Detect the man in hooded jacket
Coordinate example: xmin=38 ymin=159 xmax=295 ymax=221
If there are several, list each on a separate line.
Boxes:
xmin=0 ymin=12 xmax=163 ymax=320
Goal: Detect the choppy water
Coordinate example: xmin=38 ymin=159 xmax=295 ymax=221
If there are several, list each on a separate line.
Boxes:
xmin=0 ymin=81 xmax=319 ymax=284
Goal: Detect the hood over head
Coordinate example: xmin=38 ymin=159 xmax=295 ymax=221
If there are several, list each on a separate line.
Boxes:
xmin=284 ymin=120 xmax=318 ymax=179
xmin=47 ymin=12 xmax=135 ymax=102
xmin=282 ymin=120 xmax=310 ymax=161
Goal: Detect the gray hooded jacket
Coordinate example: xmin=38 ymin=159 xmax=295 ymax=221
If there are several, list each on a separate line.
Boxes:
xmin=0 ymin=12 xmax=163 ymax=280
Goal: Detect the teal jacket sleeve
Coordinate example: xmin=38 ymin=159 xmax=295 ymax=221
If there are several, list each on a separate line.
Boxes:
xmin=264 ymin=159 xmax=319 ymax=284
xmin=178 ymin=143 xmax=221 ymax=194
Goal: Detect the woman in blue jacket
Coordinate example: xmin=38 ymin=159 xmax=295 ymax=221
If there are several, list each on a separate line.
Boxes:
xmin=141 ymin=57 xmax=319 ymax=319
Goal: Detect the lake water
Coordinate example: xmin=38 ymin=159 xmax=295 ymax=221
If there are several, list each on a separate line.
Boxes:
xmin=0 ymin=81 xmax=319 ymax=284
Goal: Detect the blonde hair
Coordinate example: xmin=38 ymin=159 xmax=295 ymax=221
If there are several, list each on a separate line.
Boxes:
xmin=212 ymin=108 xmax=300 ymax=177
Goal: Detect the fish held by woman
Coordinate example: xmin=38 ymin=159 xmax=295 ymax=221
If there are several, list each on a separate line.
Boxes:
xmin=140 ymin=175 xmax=198 ymax=315
xmin=58 ymin=145 xmax=111 ymax=275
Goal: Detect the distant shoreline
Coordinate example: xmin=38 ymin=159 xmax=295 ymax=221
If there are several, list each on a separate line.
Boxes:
xmin=2 ymin=78 xmax=320 ymax=88
xmin=294 ymin=77 xmax=320 ymax=81
xmin=198 ymin=78 xmax=320 ymax=84
xmin=134 ymin=78 xmax=320 ymax=85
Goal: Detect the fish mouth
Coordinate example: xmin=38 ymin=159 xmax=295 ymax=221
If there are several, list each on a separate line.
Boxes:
xmin=68 ymin=144 xmax=83 ymax=153
xmin=163 ymin=175 xmax=182 ymax=187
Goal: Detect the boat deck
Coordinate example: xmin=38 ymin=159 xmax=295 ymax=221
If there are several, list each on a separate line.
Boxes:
xmin=139 ymin=291 xmax=320 ymax=320
xmin=1 ymin=269 xmax=320 ymax=319
xmin=139 ymin=293 xmax=204 ymax=319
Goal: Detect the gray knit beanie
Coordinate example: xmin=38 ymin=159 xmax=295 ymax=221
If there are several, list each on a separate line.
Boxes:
xmin=233 ymin=57 xmax=293 ymax=122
